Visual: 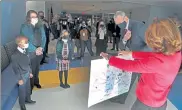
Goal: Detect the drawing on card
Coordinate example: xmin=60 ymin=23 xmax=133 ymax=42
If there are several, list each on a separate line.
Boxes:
xmin=88 ymin=56 xmax=133 ymax=108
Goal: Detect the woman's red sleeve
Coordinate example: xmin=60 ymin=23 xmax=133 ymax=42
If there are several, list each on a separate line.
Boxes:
xmin=132 ymin=51 xmax=154 ymax=59
xmin=108 ymin=56 xmax=159 ymax=73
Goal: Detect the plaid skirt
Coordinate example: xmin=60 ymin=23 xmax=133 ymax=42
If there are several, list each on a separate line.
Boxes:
xmin=56 ymin=58 xmax=70 ymax=71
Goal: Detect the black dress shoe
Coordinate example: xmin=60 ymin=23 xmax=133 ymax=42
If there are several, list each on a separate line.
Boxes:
xmin=40 ymin=61 xmax=48 ymax=65
xmin=35 ymin=84 xmax=42 ymax=88
xmin=111 ymin=48 xmax=115 ymax=50
xmin=20 ymin=105 xmax=26 ymax=110
xmin=25 ymin=100 xmax=36 ymax=104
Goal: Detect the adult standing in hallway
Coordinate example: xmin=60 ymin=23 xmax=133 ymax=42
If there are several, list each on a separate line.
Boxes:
xmin=50 ymin=14 xmax=61 ymax=40
xmin=111 ymin=25 xmax=120 ymax=51
xmin=109 ymin=11 xmax=151 ymax=104
xmin=38 ymin=11 xmax=50 ymax=65
xmin=78 ymin=21 xmax=94 ymax=57
xmin=107 ymin=19 xmax=115 ymax=43
xmin=101 ymin=18 xmax=182 ymax=110
xmin=20 ymin=10 xmax=46 ymax=91
xmin=95 ymin=20 xmax=108 ymax=56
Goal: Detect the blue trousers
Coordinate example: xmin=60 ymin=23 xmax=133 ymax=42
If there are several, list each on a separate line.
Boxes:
xmin=80 ymin=39 xmax=94 ymax=57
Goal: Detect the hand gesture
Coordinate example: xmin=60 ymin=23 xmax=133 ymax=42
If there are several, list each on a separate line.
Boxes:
xmin=100 ymin=52 xmax=110 ymax=60
xmin=118 ymin=51 xmax=132 ymax=56
xmin=113 ymin=32 xmax=116 ymax=36
xmin=62 ymin=60 xmax=67 ymax=64
xmin=18 ymin=80 xmax=24 ymax=85
xmin=36 ymin=47 xmax=43 ymax=55
xmin=30 ymin=73 xmax=33 ymax=78
xmin=66 ymin=60 xmax=70 ymax=63
xmin=38 ymin=47 xmax=43 ymax=51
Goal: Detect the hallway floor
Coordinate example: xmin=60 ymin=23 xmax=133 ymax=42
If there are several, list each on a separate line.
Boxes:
xmin=13 ymin=82 xmax=177 ymax=110
xmin=12 ymin=36 xmax=181 ymax=110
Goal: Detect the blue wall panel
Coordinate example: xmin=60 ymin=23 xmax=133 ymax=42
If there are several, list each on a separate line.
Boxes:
xmin=1 ymin=0 xmax=26 ymax=45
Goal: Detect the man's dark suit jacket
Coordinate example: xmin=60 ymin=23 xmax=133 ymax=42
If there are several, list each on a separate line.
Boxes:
xmin=119 ymin=20 xmax=151 ymax=51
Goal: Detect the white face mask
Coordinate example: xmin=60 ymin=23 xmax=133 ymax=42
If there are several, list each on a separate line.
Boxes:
xmin=24 ymin=43 xmax=29 ymax=49
xmin=100 ymin=22 xmax=104 ymax=25
xmin=31 ymin=18 xmax=38 ymax=26
xmin=62 ymin=39 xmax=68 ymax=43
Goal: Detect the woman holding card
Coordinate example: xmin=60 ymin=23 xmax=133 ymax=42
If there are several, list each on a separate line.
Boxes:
xmin=100 ymin=18 xmax=182 ymax=110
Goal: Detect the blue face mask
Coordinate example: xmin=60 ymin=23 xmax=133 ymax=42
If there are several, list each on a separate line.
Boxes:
xmin=118 ymin=21 xmax=126 ymax=29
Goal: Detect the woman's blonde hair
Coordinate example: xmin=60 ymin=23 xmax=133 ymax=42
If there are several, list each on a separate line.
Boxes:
xmin=145 ymin=18 xmax=182 ymax=55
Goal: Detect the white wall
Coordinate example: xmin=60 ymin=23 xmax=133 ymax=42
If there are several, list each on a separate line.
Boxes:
xmin=148 ymin=6 xmax=182 ymax=24
xmin=45 ymin=1 xmax=63 ymax=15
xmin=26 ymin=1 xmax=45 ymax=13
xmin=130 ymin=5 xmax=182 ymax=26
xmin=131 ymin=6 xmax=151 ymax=25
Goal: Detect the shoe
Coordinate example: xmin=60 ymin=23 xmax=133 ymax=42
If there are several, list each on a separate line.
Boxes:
xmin=41 ymin=60 xmax=48 ymax=64
xmin=60 ymin=83 xmax=66 ymax=88
xmin=65 ymin=84 xmax=70 ymax=88
xmin=20 ymin=105 xmax=26 ymax=110
xmin=40 ymin=61 xmax=48 ymax=65
xmin=25 ymin=100 xmax=36 ymax=104
xmin=46 ymin=55 xmax=49 ymax=58
xmin=76 ymin=57 xmax=81 ymax=60
xmin=111 ymin=48 xmax=115 ymax=50
xmin=35 ymin=84 xmax=42 ymax=88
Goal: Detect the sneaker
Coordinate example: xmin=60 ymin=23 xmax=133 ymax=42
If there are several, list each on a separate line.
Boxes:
xmin=60 ymin=83 xmax=66 ymax=88
xmin=65 ymin=84 xmax=70 ymax=88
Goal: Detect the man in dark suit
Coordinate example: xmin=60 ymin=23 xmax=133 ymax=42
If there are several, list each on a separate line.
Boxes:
xmin=109 ymin=11 xmax=151 ymax=104
xmin=38 ymin=11 xmax=50 ymax=65
xmin=111 ymin=25 xmax=120 ymax=51
xmin=107 ymin=19 xmax=115 ymax=43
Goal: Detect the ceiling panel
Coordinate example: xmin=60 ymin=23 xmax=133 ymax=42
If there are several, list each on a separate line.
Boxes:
xmin=43 ymin=0 xmax=182 ymax=14
xmin=49 ymin=1 xmax=148 ymax=13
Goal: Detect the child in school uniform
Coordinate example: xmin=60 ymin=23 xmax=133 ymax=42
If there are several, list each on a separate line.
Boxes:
xmin=11 ymin=36 xmax=36 ymax=110
xmin=56 ymin=30 xmax=73 ymax=88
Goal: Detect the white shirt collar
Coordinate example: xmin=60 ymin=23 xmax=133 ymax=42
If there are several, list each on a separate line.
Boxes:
xmin=17 ymin=47 xmax=26 ymax=54
xmin=125 ymin=19 xmax=129 ymax=30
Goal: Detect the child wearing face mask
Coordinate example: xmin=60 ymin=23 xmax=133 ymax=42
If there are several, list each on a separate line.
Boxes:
xmin=56 ymin=30 xmax=73 ymax=88
xmin=11 ymin=36 xmax=36 ymax=110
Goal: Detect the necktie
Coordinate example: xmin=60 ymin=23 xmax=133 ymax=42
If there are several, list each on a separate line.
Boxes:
xmin=23 ymin=49 xmax=26 ymax=54
xmin=123 ymin=29 xmax=128 ymax=37
xmin=122 ymin=29 xmax=130 ymax=50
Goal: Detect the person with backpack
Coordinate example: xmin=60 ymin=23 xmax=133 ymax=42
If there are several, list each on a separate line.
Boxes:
xmin=78 ymin=21 xmax=94 ymax=57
